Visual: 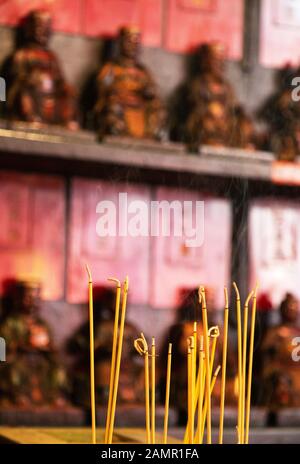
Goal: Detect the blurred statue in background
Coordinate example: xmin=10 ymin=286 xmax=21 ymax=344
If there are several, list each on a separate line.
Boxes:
xmin=159 ymin=288 xmax=236 ymax=425
xmin=0 ymin=280 xmax=68 ymax=406
xmin=68 ymin=286 xmax=143 ymax=406
xmin=7 ymin=10 xmax=78 ymax=129
xmin=185 ymin=42 xmax=256 ymax=152
xmin=95 ymin=26 xmax=166 ymax=140
xmin=258 ymin=65 xmax=300 ymax=161
xmin=260 ymin=293 xmax=300 ymax=409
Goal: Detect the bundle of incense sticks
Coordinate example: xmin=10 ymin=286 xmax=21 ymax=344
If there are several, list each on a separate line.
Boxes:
xmin=86 ymin=267 xmax=258 ymax=445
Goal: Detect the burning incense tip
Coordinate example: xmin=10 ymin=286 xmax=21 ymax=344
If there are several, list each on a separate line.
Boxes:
xmin=208 ymin=326 xmax=220 ymax=338
xmin=214 ymin=365 xmax=221 ymax=377
xmin=224 ymin=286 xmax=229 ymax=308
xmin=233 ymin=282 xmax=240 ymax=300
xmin=107 ymin=277 xmax=121 ymax=288
xmin=85 ymin=264 xmax=92 ymax=283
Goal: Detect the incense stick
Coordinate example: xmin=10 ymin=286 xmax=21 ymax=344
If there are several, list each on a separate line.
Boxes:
xmin=196 ymin=336 xmax=204 ymax=444
xmin=208 ymin=326 xmax=219 ymax=379
xmin=151 ymin=337 xmax=156 ymax=444
xmin=104 ymin=278 xmax=121 ymax=444
xmin=107 ymin=276 xmax=129 ymax=444
xmin=199 ymin=286 xmax=212 ymax=444
xmin=134 ymin=333 xmax=151 ymax=444
xmin=241 ymin=290 xmax=254 ymax=444
xmin=245 ymin=284 xmax=258 ymax=444
xmin=163 ymin=343 xmax=172 ymax=444
xmin=85 ymin=264 xmax=96 ymax=445
xmin=187 ymin=336 xmax=195 ymax=444
xmin=233 ymin=282 xmax=242 ymax=443
xmin=199 ymin=365 xmax=221 ymax=443
xmin=219 ymin=286 xmax=229 ymax=444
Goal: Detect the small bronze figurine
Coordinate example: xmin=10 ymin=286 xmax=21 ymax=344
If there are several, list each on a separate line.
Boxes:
xmin=0 ymin=280 xmax=68 ymax=406
xmin=259 ymin=65 xmax=300 ymax=161
xmin=94 ymin=26 xmax=166 ymax=140
xmin=185 ymin=42 xmax=255 ymax=152
xmin=7 ymin=10 xmax=78 ymax=129
xmin=260 ymin=293 xmax=300 ymax=408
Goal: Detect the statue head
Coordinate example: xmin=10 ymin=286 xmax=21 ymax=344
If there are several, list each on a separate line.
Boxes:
xmin=279 ymin=292 xmax=299 ymax=325
xmin=24 ymin=10 xmax=52 ymax=47
xmin=14 ymin=280 xmax=42 ymax=315
xmin=119 ymin=26 xmax=141 ymax=61
xmin=197 ymin=42 xmax=226 ymax=76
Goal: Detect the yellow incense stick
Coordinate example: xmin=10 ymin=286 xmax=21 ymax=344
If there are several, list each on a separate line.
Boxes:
xmin=193 ymin=321 xmax=197 ymax=388
xmin=241 ymin=290 xmax=254 ymax=444
xmin=134 ymin=333 xmax=151 ymax=444
xmin=187 ymin=336 xmax=195 ymax=444
xmin=199 ymin=365 xmax=221 ymax=443
xmin=183 ymin=357 xmax=202 ymax=444
xmin=199 ymin=286 xmax=212 ymax=444
xmin=219 ymin=286 xmax=229 ymax=444
xmin=208 ymin=326 xmax=219 ymax=379
xmin=107 ymin=276 xmax=129 ymax=444
xmin=104 ymin=278 xmax=121 ymax=444
xmin=245 ymin=284 xmax=258 ymax=444
xmin=151 ymin=337 xmax=156 ymax=444
xmin=196 ymin=336 xmax=204 ymax=444
xmin=163 ymin=343 xmax=172 ymax=444
xmin=85 ymin=264 xmax=96 ymax=445
xmin=233 ymin=282 xmax=242 ymax=443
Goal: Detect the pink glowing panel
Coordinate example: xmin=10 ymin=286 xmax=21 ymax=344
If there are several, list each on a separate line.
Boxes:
xmin=150 ymin=187 xmax=231 ymax=310
xmin=0 ymin=172 xmax=65 ymax=300
xmin=67 ymin=178 xmax=151 ymax=305
xmin=260 ymin=0 xmax=300 ymax=68
xmin=164 ymin=0 xmax=243 ymax=59
xmin=83 ymin=0 xmax=162 ymax=46
xmin=250 ymin=199 xmax=300 ymax=307
xmin=0 ymin=0 xmax=81 ymax=34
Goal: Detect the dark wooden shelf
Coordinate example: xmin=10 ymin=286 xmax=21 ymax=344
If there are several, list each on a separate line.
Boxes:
xmin=0 ymin=126 xmax=297 ymax=188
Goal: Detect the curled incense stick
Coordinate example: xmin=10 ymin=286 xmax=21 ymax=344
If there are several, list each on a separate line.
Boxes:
xmin=219 ymin=286 xmax=229 ymax=444
xmin=163 ymin=343 xmax=172 ymax=445
xmin=233 ymin=282 xmax=242 ymax=444
xmin=151 ymin=337 xmax=156 ymax=444
xmin=241 ymin=289 xmax=254 ymax=444
xmin=245 ymin=283 xmax=258 ymax=444
xmin=208 ymin=326 xmax=220 ymax=379
xmin=198 ymin=286 xmax=212 ymax=444
xmin=85 ymin=264 xmax=96 ymax=445
xmin=107 ymin=276 xmax=129 ymax=444
xmin=104 ymin=278 xmax=121 ymax=444
xmin=134 ymin=333 xmax=151 ymax=444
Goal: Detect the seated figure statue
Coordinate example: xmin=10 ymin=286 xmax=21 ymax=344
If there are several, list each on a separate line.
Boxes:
xmin=0 ymin=280 xmax=68 ymax=406
xmin=185 ymin=42 xmax=255 ymax=152
xmin=94 ymin=26 xmax=166 ymax=140
xmin=260 ymin=293 xmax=300 ymax=409
xmin=258 ymin=65 xmax=300 ymax=161
xmin=7 ymin=10 xmax=78 ymax=129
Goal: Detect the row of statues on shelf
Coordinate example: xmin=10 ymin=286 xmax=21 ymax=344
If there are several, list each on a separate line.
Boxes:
xmin=2 ymin=10 xmax=300 ymax=161
xmin=0 ymin=280 xmax=299 ymax=421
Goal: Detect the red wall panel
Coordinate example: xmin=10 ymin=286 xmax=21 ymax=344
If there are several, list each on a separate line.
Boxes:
xmin=164 ymin=0 xmax=244 ymax=59
xmin=0 ymin=0 xmax=82 ymax=34
xmin=249 ymin=199 xmax=300 ymax=306
xmin=67 ymin=178 xmax=151 ymax=305
xmin=150 ymin=187 xmax=232 ymax=310
xmin=0 ymin=172 xmax=65 ymax=300
xmin=83 ymin=0 xmax=162 ymax=47
xmin=260 ymin=0 xmax=300 ymax=68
